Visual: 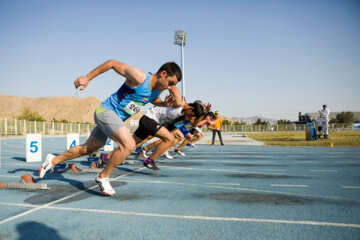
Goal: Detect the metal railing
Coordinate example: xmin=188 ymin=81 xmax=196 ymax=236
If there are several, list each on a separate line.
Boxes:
xmin=0 ymin=118 xmax=357 ymax=136
xmin=202 ymin=123 xmax=357 ymax=133
xmin=0 ymin=119 xmax=95 ymax=136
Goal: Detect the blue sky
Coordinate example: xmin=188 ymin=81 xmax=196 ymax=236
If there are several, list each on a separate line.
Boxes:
xmin=0 ymin=0 xmax=359 ymax=120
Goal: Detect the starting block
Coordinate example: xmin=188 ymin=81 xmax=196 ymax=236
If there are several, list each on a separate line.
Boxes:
xmin=87 ymin=151 xmax=100 ymax=163
xmin=0 ymin=174 xmax=49 ymax=190
xmin=52 ymin=163 xmax=68 ymax=173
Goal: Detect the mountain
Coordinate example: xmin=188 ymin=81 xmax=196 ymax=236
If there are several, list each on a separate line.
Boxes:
xmin=0 ymin=95 xmax=145 ymax=124
xmin=231 ymin=115 xmax=278 ymax=124
xmin=0 ymin=95 xmax=101 ymax=123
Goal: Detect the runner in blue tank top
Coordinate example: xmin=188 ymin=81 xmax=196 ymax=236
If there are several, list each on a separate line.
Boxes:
xmin=39 ymin=59 xmax=182 ymax=196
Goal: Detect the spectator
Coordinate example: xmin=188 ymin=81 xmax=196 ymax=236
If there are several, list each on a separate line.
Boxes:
xmin=319 ymin=104 xmax=330 ymax=139
xmin=209 ymin=111 xmax=224 ymax=145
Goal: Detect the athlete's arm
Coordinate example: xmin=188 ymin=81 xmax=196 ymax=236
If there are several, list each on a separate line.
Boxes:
xmin=150 ymin=86 xmax=183 ymax=107
xmin=189 ymin=116 xmax=205 ymax=127
xmin=168 ymin=86 xmax=184 ymax=108
xmin=150 ymin=96 xmax=168 ymax=107
xmin=207 ymin=115 xmax=219 ymax=125
xmin=74 ymin=59 xmax=146 ymax=91
xmin=207 ymin=125 xmax=216 ymax=130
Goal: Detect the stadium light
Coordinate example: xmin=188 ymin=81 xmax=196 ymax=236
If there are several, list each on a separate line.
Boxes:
xmin=174 ymin=30 xmax=187 ymax=97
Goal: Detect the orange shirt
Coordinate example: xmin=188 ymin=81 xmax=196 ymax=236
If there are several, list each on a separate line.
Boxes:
xmin=213 ymin=116 xmax=222 ymax=128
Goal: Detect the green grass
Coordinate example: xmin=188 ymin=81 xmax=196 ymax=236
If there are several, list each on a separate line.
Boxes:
xmin=245 ymin=131 xmax=360 ymax=147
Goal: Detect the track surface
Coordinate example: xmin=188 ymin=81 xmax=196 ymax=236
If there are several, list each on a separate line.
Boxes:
xmin=0 ymin=137 xmax=359 ymax=240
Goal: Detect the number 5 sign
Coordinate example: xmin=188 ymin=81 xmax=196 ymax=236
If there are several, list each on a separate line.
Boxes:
xmin=26 ymin=134 xmax=42 ymax=162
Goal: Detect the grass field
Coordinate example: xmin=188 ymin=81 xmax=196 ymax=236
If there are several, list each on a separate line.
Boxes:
xmin=245 ymin=131 xmax=360 ymax=147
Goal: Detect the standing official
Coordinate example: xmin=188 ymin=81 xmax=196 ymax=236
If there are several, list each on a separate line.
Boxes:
xmin=319 ymin=104 xmax=330 ymax=139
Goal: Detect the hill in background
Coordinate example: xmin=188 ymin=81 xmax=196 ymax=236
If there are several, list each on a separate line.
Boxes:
xmin=0 ymin=95 xmax=282 ymax=125
xmin=0 ymin=95 xmax=101 ymax=123
xmin=0 ymin=95 xmax=144 ymax=124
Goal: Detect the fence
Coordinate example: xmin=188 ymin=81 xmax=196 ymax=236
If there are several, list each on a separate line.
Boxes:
xmin=0 ymin=118 xmax=357 ymax=136
xmin=202 ymin=123 xmax=357 ymax=133
xmin=0 ymin=119 xmax=95 ymax=136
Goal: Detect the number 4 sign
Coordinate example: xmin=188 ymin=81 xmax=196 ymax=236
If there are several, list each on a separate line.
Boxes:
xmin=26 ymin=134 xmax=42 ymax=162
xmin=67 ymin=133 xmax=79 ymax=150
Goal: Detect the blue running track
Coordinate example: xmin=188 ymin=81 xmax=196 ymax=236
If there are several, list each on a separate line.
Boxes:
xmin=0 ymin=137 xmax=360 ymax=240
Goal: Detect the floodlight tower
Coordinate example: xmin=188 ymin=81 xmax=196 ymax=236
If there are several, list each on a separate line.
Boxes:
xmin=174 ymin=30 xmax=187 ymax=97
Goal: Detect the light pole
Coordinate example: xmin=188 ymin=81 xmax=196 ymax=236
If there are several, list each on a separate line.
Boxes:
xmin=174 ymin=30 xmax=187 ymax=97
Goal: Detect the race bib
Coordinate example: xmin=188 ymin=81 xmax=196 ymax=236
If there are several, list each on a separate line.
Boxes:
xmin=124 ymin=100 xmax=145 ymax=115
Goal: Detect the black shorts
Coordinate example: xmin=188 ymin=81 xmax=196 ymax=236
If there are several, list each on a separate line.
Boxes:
xmin=134 ymin=115 xmax=161 ymax=140
xmin=165 ymin=123 xmax=177 ymax=132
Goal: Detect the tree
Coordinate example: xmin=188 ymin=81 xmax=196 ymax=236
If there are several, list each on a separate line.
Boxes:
xmin=233 ymin=121 xmax=246 ymax=125
xmin=18 ymin=108 xmax=45 ymax=122
xmin=253 ymin=118 xmax=267 ymax=125
xmin=222 ymin=119 xmax=231 ymax=125
xmin=277 ymin=119 xmax=290 ymax=124
xmin=334 ymin=111 xmax=355 ymax=123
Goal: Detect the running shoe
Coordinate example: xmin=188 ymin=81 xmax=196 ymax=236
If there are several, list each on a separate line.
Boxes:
xmin=174 ymin=149 xmax=186 ymax=156
xmin=38 ymin=154 xmax=55 ymax=178
xmin=162 ymin=151 xmax=174 ymax=159
xmin=143 ymin=159 xmax=160 ymax=171
xmin=95 ymin=174 xmax=116 ymax=196
xmin=187 ymin=143 xmax=196 ymax=148
xmin=137 ymin=148 xmax=149 ymax=159
xmin=96 ymin=153 xmax=106 ymax=168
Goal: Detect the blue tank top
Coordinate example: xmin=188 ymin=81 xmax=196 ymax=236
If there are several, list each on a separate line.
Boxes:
xmin=100 ymin=72 xmax=160 ymax=121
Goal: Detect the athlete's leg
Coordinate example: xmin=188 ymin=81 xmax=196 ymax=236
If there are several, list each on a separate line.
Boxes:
xmin=137 ymin=135 xmax=154 ymax=148
xmin=177 ymin=138 xmax=190 ymax=151
xmin=39 ymin=125 xmax=107 ymax=178
xmin=101 ymin=134 xmax=154 ymax=162
xmin=99 ymin=126 xmax=136 ymax=178
xmin=178 ymin=130 xmax=203 ymax=151
xmin=53 ymin=135 xmax=105 ymax=165
xmin=144 ymin=138 xmax=163 ymax=151
xmin=155 ymin=127 xmax=184 ymax=154
xmin=148 ymin=127 xmax=174 ymax=160
xmin=171 ymin=128 xmax=184 ymax=147
xmin=192 ymin=131 xmax=204 ymax=144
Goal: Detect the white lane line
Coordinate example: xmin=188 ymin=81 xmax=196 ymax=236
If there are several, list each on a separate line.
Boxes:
xmin=333 ymin=161 xmax=359 ymax=164
xmin=162 ymin=166 xmax=285 ymax=175
xmin=116 ymin=177 xmax=360 ymax=203
xmin=0 ymin=162 xmax=154 ymax=225
xmin=182 ymin=159 xmax=268 ymax=164
xmin=259 ymin=169 xmax=287 ymax=172
xmin=0 ymin=175 xmax=22 ymax=178
xmin=271 ymin=184 xmax=308 ymax=188
xmin=205 ymin=183 xmax=241 ymax=186
xmin=309 ymin=170 xmax=338 ymax=173
xmin=293 ymin=161 xmax=319 ymax=164
xmin=0 ymin=201 xmax=359 ymax=229
xmin=256 ymin=161 xmax=277 ymax=163
xmin=161 ymin=166 xmax=313 ymax=177
xmin=0 ymin=163 xmax=32 ymax=167
xmin=341 ymin=186 xmax=360 ymax=189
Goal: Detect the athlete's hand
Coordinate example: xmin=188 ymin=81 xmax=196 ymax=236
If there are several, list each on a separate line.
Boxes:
xmin=74 ymin=76 xmax=90 ymax=91
xmin=164 ymin=94 xmax=175 ymax=106
xmin=204 ymin=103 xmax=211 ymax=114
